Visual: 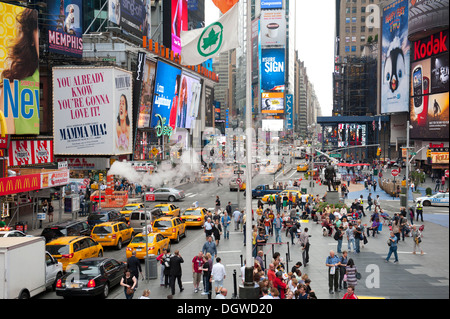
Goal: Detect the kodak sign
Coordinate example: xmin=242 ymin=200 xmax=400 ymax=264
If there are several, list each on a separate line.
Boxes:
xmin=413 ymin=30 xmax=449 ymax=61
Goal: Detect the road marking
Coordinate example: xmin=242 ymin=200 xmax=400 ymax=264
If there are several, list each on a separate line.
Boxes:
xmin=288 ymin=170 xmax=297 ymax=178
xmin=218 ymin=250 xmax=242 ymax=254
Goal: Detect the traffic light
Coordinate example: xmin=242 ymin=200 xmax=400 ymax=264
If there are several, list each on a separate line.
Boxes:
xmin=427 ymin=149 xmax=432 ymax=164
xmin=99 ymin=173 xmax=103 ymax=182
xmin=377 ymin=147 xmax=381 ymax=156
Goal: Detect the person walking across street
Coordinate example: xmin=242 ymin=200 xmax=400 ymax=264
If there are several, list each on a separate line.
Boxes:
xmin=192 ymin=252 xmax=204 ymax=293
xmin=126 ymin=250 xmax=143 ymax=288
xmin=335 ymin=225 xmax=344 ymax=253
xmin=338 ymin=251 xmax=348 ymax=291
xmin=221 ymin=211 xmax=231 ymax=239
xmin=169 ymin=250 xmax=184 ymax=295
xmin=385 ymin=231 xmax=399 ymax=263
xmin=273 ymin=212 xmax=283 ymax=243
xmin=202 ymin=235 xmax=217 ymax=260
xmin=211 ymin=257 xmax=227 ymax=295
xmin=299 ymin=227 xmax=310 ymax=266
xmin=346 ymin=223 xmax=356 ymax=252
xmin=411 ymin=225 xmax=424 ymax=255
xmin=120 ymin=269 xmax=137 ymax=299
xmin=325 ymin=250 xmax=341 ymax=294
xmin=232 ymin=209 xmax=241 ymax=231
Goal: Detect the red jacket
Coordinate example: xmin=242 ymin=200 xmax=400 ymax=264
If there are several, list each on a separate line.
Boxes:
xmin=273 ymin=277 xmax=287 ymax=299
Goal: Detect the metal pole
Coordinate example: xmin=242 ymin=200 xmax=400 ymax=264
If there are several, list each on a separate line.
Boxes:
xmin=244 ymin=0 xmax=254 ymax=286
xmin=405 ymin=121 xmax=410 ymax=213
xmin=144 ymin=195 xmax=149 ymax=283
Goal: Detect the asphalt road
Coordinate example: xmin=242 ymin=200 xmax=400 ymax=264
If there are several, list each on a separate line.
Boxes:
xmin=35 ymin=159 xmax=449 ymax=299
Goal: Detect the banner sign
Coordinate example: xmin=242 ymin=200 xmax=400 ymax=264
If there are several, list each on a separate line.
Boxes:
xmin=41 ymin=169 xmax=70 ymax=189
xmin=0 ymin=174 xmax=41 ymax=196
xmin=53 ymin=67 xmax=133 ymax=155
xmin=7 ymin=140 xmax=53 ymax=167
xmin=108 ymin=0 xmax=151 ymax=38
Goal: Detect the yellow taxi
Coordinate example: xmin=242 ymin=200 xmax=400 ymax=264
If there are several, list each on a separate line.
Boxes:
xmin=120 ymin=203 xmax=145 ymax=221
xmin=265 ymin=164 xmax=278 ymax=174
xmin=180 ymin=207 xmax=207 ymax=227
xmin=45 ymin=236 xmax=104 ymax=271
xmin=200 ymin=173 xmax=215 ymax=183
xmin=261 ymin=190 xmax=305 ymax=204
xmin=297 ymin=163 xmax=309 ymax=172
xmin=154 ymin=203 xmax=180 ymax=217
xmin=90 ymin=221 xmax=134 ymax=250
xmin=125 ymin=233 xmax=170 ymax=259
xmin=219 ymin=168 xmax=233 ymax=179
xmin=152 ymin=216 xmax=186 ymax=242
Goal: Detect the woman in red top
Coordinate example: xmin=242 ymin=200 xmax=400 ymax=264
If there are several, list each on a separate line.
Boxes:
xmin=273 ymin=271 xmax=287 ymax=299
xmin=342 ymin=286 xmax=358 ymax=299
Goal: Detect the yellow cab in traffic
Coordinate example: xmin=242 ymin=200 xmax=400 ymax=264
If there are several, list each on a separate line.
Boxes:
xmin=154 ymin=203 xmax=180 ymax=217
xmin=125 ymin=233 xmax=170 ymax=259
xmin=90 ymin=221 xmax=134 ymax=250
xmin=261 ymin=189 xmax=306 ymax=204
xmin=45 ymin=236 xmax=104 ymax=271
xmin=200 ymin=173 xmax=215 ymax=183
xmin=152 ymin=216 xmax=186 ymax=242
xmin=180 ymin=207 xmax=207 ymax=227
xmin=297 ymin=163 xmax=309 ymax=172
xmin=120 ymin=203 xmax=145 ymax=221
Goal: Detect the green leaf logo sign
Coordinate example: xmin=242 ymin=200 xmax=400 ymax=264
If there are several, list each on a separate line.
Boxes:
xmin=197 ymin=22 xmax=224 ymax=57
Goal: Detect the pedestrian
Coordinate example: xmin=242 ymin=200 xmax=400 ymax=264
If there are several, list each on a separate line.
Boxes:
xmin=255 ymin=230 xmax=268 ymax=255
xmin=346 ymin=223 xmax=356 ymax=252
xmin=204 ymin=217 xmax=214 ymax=238
xmin=299 ymin=227 xmax=310 ymax=266
xmin=215 ymin=287 xmax=228 ymax=299
xmin=408 ymin=207 xmax=415 ymax=225
xmin=217 ymin=177 xmax=223 ymax=187
xmin=162 ymin=248 xmax=172 ymax=288
xmin=411 ymin=225 xmax=424 ymax=255
xmin=221 ymin=211 xmax=231 ymax=239
xmin=366 ymin=193 xmax=373 ymax=212
xmin=202 ymin=235 xmax=217 ymax=260
xmin=232 ymin=209 xmax=241 ymax=230
xmin=435 ymin=178 xmax=440 ymax=192
xmin=416 ymin=201 xmax=423 ymax=222
xmin=339 ymin=251 xmax=348 ymax=290
xmin=225 ymin=202 xmax=232 ymax=215
xmin=48 ymin=201 xmax=54 ymax=223
xmin=126 ymin=250 xmax=143 ymax=288
xmin=156 ymin=248 xmax=167 ymax=287
xmin=392 ymin=215 xmax=401 ymax=243
xmin=256 ymin=250 xmax=265 ymax=272
xmin=211 ymin=257 xmax=227 ymax=295
xmin=325 ymin=250 xmax=341 ymax=294
xmin=342 ymin=286 xmax=358 ymax=299
xmin=273 ymin=212 xmax=283 ymax=243
xmin=169 ymin=250 xmax=184 ymax=295
xmin=275 ymin=194 xmax=281 ymax=213
xmin=345 ymin=258 xmax=358 ymax=288
xmin=120 ymin=269 xmax=137 ymax=299
xmin=201 ymin=254 xmax=212 ymax=295
xmin=273 ymin=271 xmax=287 ymax=299
xmin=385 ymin=231 xmax=399 ymax=263
xmin=399 ymin=213 xmax=409 ymax=241
xmin=334 ymin=225 xmax=344 ymax=253
xmin=288 ymin=222 xmax=299 ymax=245
xmin=215 ymin=195 xmax=221 ymax=213
xmin=139 ymin=289 xmax=151 ymax=299
xmin=192 ymin=252 xmax=204 ymax=293
xmin=212 ymin=219 xmax=222 ymax=246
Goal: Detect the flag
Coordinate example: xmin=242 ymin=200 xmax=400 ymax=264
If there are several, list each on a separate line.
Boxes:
xmin=180 ymin=2 xmax=239 ymax=66
xmin=212 ymin=0 xmax=239 ymax=14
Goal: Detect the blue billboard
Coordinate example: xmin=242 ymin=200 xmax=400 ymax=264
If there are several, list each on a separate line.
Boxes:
xmin=261 ymin=0 xmax=283 ymax=9
xmin=285 ymin=94 xmax=293 ymax=130
xmin=261 ymin=48 xmax=285 ymax=91
xmin=150 ymin=61 xmax=182 ymax=131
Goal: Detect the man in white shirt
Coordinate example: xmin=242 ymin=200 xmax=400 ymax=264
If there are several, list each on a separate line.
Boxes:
xmin=232 ymin=210 xmax=241 ymax=230
xmin=211 ymin=257 xmax=226 ymax=295
xmin=215 ymin=288 xmax=228 ymax=299
xmin=260 ymin=286 xmax=273 ymax=299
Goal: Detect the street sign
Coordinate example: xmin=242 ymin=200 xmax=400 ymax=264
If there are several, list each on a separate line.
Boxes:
xmin=234 ymin=170 xmax=244 ymax=175
xmin=151 ymin=148 xmax=159 ymax=156
xmin=330 ymin=153 xmax=342 ymax=158
xmin=236 ymin=178 xmax=242 ymax=185
xmin=445 ymin=170 xmax=449 ymax=178
xmin=145 ymin=193 xmax=155 ymax=202
xmin=391 ymin=169 xmax=400 ymax=177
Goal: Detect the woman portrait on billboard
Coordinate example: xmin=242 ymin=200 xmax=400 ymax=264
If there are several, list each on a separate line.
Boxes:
xmin=177 ymin=76 xmax=188 ymax=128
xmin=116 ymin=94 xmax=131 ymax=152
xmin=0 ymin=7 xmax=39 ymax=135
xmin=169 ymin=74 xmax=181 ymax=130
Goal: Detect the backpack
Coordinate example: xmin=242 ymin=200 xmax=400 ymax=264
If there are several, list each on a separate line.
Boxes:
xmin=334 ymin=230 xmax=341 ymax=241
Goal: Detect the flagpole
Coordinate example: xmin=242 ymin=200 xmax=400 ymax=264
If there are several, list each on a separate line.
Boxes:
xmin=239 ymin=0 xmax=258 ymax=299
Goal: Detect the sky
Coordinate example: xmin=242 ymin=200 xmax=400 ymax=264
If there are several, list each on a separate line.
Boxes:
xmin=204 ymin=0 xmax=335 ymax=116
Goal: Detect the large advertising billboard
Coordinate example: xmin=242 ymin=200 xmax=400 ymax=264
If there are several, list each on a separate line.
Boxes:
xmin=48 ymin=0 xmax=83 ymax=57
xmin=0 ymin=4 xmax=40 ymax=135
xmin=172 ymin=0 xmax=188 ymax=54
xmin=53 ymin=67 xmax=133 ymax=155
xmin=176 ymin=72 xmax=202 ymax=129
xmin=260 ymin=9 xmax=286 ymax=47
xmin=381 ymin=0 xmax=410 ymax=114
xmin=261 ymin=92 xmax=284 ymax=114
xmin=150 ymin=61 xmax=182 ymax=131
xmin=137 ymin=59 xmax=157 ymax=128
xmin=410 ymin=30 xmax=449 ymax=140
xmin=261 ymin=48 xmax=285 ymax=91
xmin=108 ymin=0 xmax=151 ymax=38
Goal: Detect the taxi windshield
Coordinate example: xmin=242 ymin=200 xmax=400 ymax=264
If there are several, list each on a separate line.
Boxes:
xmin=182 ymin=209 xmax=202 ymax=216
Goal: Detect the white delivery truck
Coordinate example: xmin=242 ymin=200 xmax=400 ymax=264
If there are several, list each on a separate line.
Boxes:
xmin=0 ymin=237 xmax=63 ymax=299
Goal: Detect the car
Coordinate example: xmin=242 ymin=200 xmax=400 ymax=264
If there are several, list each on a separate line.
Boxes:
xmin=126 ymin=233 xmax=170 ymax=259
xmin=86 ymin=210 xmax=125 ymax=227
xmin=0 ymin=230 xmax=33 ymax=238
xmin=90 ymin=222 xmax=134 ymax=250
xmin=154 ymin=203 xmax=181 ymax=217
xmin=120 ymin=203 xmax=145 ymax=222
xmin=265 ymin=164 xmax=281 ymax=174
xmin=229 ymin=178 xmax=246 ymax=191
xmin=261 ymin=189 xmax=304 ymax=204
xmin=129 ymin=208 xmax=163 ymax=234
xmin=46 ymin=236 xmax=104 ymax=271
xmin=297 ymin=163 xmax=309 ymax=172
xmin=200 ymin=173 xmax=215 ymax=183
xmin=152 ymin=216 xmax=186 ymax=243
xmin=41 ymin=220 xmax=92 ymax=243
xmin=218 ymin=169 xmax=233 ymax=179
xmin=55 ymin=257 xmax=126 ymax=299
xmin=143 ymin=188 xmax=185 ymax=202
xmin=415 ymin=192 xmax=449 ymax=207
xmin=179 ymin=207 xmax=207 ymax=227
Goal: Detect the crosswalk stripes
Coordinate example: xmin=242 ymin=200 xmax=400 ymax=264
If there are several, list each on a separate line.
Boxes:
xmin=185 ymin=193 xmax=198 ymax=198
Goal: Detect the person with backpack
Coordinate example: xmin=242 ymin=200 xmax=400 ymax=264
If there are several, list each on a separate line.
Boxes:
xmin=335 ymin=225 xmax=344 ymax=253
xmin=273 ymin=212 xmax=283 ymax=243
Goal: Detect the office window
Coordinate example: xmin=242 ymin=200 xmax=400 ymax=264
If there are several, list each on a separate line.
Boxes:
xmin=346 ymin=17 xmax=350 ymax=23
xmin=352 ymin=36 xmax=356 ymax=42
xmin=352 ymin=7 xmax=357 ymax=13
xmin=361 ymin=26 xmax=365 ymax=32
xmin=352 ymin=17 xmax=357 ymax=23
xmin=351 ymin=46 xmax=356 ymax=52
xmin=345 ymin=46 xmax=350 ymax=52
xmin=346 ymin=37 xmax=350 ymax=42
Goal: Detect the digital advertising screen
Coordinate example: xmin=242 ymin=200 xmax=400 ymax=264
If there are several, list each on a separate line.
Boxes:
xmin=175 ymin=72 xmax=202 ymax=129
xmin=261 ymin=48 xmax=285 ymax=91
xmin=137 ymin=59 xmax=157 ymax=129
xmin=260 ymin=9 xmax=286 ymax=47
xmin=150 ymin=61 xmax=182 ymax=131
xmin=172 ymin=0 xmax=188 ymax=54
xmin=261 ymin=92 xmax=284 ymax=114
xmin=261 ymin=0 xmax=283 ymax=10
xmin=108 ymin=0 xmax=151 ymax=38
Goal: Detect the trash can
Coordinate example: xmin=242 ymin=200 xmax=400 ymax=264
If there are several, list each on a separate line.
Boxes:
xmin=144 ymin=254 xmax=158 ymax=280
xmin=400 ymin=194 xmax=407 ymax=207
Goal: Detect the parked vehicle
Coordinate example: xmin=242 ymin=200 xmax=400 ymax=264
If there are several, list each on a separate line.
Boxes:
xmin=55 ymin=257 xmax=126 ymax=299
xmin=40 ymin=220 xmax=92 ymax=243
xmin=415 ymin=192 xmax=449 ymax=207
xmin=86 ymin=210 xmax=125 ymax=227
xmin=143 ymin=188 xmax=185 ymax=202
xmin=0 ymin=237 xmax=63 ymax=299
xmin=0 ymin=230 xmax=33 ymax=238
